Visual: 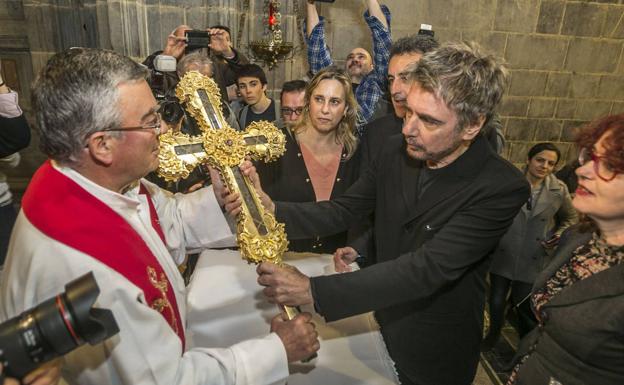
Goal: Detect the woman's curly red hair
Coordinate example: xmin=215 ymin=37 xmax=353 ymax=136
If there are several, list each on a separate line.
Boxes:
xmin=575 ymin=114 xmax=624 ymax=234
xmin=576 ymin=113 xmax=624 ymax=174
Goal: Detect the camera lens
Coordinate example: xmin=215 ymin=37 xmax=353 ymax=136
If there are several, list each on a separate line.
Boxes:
xmin=0 ymin=273 xmax=119 ymax=379
xmin=160 ymin=101 xmax=185 ymax=125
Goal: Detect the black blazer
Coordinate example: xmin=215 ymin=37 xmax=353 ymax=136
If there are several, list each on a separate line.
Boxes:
xmin=256 ymin=127 xmax=361 ymax=254
xmin=359 ymin=113 xmax=402 ymax=173
xmin=276 ymin=134 xmax=529 ymax=385
xmin=514 ymin=227 xmax=624 ymax=385
xmin=347 ymin=114 xmax=403 ymax=263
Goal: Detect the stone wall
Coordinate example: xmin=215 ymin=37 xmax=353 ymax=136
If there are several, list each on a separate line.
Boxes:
xmin=320 ymin=0 xmax=624 ymax=167
xmin=1 ymin=0 xmax=624 ymax=187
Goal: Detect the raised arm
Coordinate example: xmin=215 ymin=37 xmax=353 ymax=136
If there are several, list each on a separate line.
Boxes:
xmin=306 ymin=1 xmax=320 ymax=37
xmin=304 ymin=0 xmax=333 ymax=75
xmin=366 ymin=0 xmax=388 ymax=30
xmin=356 ymin=2 xmax=392 ymax=124
xmin=366 ymin=1 xmax=392 ymax=76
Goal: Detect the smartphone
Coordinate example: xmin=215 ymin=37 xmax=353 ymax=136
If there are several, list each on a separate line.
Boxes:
xmin=185 ymin=30 xmax=211 ymax=51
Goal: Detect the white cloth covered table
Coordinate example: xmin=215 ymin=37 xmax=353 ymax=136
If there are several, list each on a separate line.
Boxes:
xmin=187 ymin=250 xmax=399 ymax=385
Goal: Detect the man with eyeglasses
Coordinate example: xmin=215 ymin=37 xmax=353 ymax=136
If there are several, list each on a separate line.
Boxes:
xmin=0 ymin=48 xmax=319 ymax=385
xmin=278 ymin=80 xmax=307 ymax=130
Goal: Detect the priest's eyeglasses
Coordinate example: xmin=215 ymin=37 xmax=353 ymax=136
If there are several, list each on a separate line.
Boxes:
xmin=281 ymin=107 xmax=304 ymax=116
xmin=578 ymin=147 xmax=619 ymax=182
xmin=100 ymin=113 xmax=163 ymax=135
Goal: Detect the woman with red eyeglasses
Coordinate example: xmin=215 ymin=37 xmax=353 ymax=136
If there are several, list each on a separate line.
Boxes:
xmin=508 ymin=114 xmax=624 ymax=385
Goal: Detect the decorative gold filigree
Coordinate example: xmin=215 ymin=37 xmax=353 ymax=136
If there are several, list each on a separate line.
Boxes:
xmin=147 ymin=266 xmax=178 ymax=334
xmin=202 ymin=128 xmax=247 ymax=168
xmin=213 ymin=162 xmax=289 ymax=266
xmin=237 ymin=197 xmax=288 ymax=265
xmin=175 ymin=71 xmax=226 ymax=133
xmin=244 ymin=121 xmax=287 ymax=162
xmin=157 ymin=131 xmax=207 ymax=182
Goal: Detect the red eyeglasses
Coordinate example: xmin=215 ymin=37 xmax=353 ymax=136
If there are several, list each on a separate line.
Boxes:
xmin=578 ymin=147 xmax=619 ymax=182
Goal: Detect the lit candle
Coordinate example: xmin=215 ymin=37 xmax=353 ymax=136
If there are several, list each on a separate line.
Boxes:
xmin=268 ymin=1 xmax=276 ymax=27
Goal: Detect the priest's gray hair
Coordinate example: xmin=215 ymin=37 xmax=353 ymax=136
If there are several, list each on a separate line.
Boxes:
xmin=406 ymin=41 xmax=508 ymax=132
xmin=32 ymin=48 xmax=148 ymax=164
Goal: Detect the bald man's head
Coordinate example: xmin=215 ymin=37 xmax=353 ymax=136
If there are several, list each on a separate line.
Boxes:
xmin=172 ymin=25 xmax=191 ymax=38
xmin=345 ymin=47 xmax=372 ymax=83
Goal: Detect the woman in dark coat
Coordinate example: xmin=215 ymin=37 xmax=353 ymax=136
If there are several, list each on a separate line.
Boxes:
xmin=509 ymin=114 xmax=624 ymax=385
xmin=483 ymin=143 xmax=577 ymax=349
xmin=256 ymin=67 xmax=361 ymax=254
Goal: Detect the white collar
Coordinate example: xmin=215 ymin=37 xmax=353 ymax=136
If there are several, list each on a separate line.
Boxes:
xmin=52 ymin=161 xmax=142 ymax=215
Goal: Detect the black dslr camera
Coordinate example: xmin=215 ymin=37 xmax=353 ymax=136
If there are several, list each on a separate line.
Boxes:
xmin=0 ymin=272 xmax=119 ymax=379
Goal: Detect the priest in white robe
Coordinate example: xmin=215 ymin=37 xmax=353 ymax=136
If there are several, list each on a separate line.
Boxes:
xmin=0 ymin=47 xmax=319 ymax=385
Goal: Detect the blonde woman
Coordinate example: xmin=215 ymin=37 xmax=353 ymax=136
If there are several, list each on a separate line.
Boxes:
xmin=256 ymin=66 xmax=360 ymax=254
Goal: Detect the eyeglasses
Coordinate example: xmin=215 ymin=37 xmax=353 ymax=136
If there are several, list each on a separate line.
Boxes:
xmin=100 ymin=113 xmax=163 ymax=135
xmin=281 ymin=107 xmax=304 ymax=116
xmin=578 ymin=147 xmax=619 ymax=182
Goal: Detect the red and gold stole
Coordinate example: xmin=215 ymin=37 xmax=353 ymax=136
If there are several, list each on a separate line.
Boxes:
xmin=22 ymin=160 xmax=185 ymax=349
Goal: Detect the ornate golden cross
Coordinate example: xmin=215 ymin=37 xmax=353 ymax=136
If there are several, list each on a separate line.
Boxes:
xmin=157 ymin=71 xmax=289 ymax=265
xmin=157 ymin=77 xmax=316 ymax=359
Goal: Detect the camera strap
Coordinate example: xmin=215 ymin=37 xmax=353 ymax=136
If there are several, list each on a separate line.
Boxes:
xmin=21 ymin=161 xmax=186 ymax=350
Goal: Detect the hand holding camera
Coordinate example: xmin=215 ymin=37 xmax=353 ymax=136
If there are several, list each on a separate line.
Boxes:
xmin=207 ymin=28 xmax=234 ymax=59
xmin=163 ymin=33 xmax=188 ymax=60
xmin=164 ymin=26 xmax=235 ymax=58
xmin=0 ymin=360 xmax=61 ymax=385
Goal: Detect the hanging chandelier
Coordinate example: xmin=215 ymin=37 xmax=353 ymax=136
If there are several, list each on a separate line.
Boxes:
xmin=249 ymin=0 xmax=293 ymax=69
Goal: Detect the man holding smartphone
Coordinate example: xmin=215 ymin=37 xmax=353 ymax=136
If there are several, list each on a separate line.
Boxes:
xmin=142 ymin=25 xmax=249 ymax=102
